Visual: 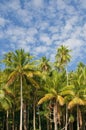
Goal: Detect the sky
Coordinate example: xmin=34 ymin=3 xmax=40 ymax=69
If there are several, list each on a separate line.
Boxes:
xmin=0 ymin=0 xmax=86 ymax=70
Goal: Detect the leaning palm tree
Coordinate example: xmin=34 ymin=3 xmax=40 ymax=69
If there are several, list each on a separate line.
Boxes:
xmin=2 ymin=49 xmax=39 ymax=130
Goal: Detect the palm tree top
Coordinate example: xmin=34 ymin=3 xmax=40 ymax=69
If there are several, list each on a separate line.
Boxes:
xmin=55 ymin=45 xmax=71 ymax=71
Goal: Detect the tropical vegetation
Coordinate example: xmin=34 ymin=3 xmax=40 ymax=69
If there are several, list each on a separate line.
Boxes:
xmin=0 ymin=45 xmax=86 ymax=130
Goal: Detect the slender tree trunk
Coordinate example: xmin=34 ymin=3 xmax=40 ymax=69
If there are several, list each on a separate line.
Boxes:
xmin=65 ymin=104 xmax=68 ymax=130
xmin=38 ymin=107 xmax=41 ymax=130
xmin=49 ymin=110 xmax=52 ymax=130
xmin=53 ymin=102 xmax=58 ymax=130
xmin=20 ymin=75 xmax=23 ymax=130
xmin=33 ymin=97 xmax=36 ymax=130
xmin=12 ymin=110 xmax=15 ymax=130
xmin=65 ymin=67 xmax=68 ymax=130
xmin=27 ymin=105 xmax=29 ymax=130
xmin=47 ymin=118 xmax=49 ymax=130
xmin=77 ymin=105 xmax=79 ymax=130
xmin=23 ymin=103 xmax=27 ymax=130
xmin=39 ymin=113 xmax=41 ymax=130
xmin=6 ymin=110 xmax=9 ymax=130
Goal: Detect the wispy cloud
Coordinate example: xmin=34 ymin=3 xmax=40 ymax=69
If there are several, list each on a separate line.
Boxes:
xmin=0 ymin=0 xmax=86 ymax=70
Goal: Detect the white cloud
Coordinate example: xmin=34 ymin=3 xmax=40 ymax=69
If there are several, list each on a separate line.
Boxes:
xmin=17 ymin=42 xmax=31 ymax=52
xmin=0 ymin=0 xmax=86 ymax=70
xmin=7 ymin=0 xmax=20 ymax=10
xmin=62 ymin=38 xmax=83 ymax=49
xmin=35 ymin=46 xmax=47 ymax=53
xmin=32 ymin=0 xmax=44 ymax=8
xmin=40 ymin=34 xmax=51 ymax=45
xmin=56 ymin=0 xmax=66 ymax=10
xmin=0 ymin=17 xmax=9 ymax=27
xmin=61 ymin=38 xmax=84 ymax=62
xmin=79 ymin=0 xmax=86 ymax=8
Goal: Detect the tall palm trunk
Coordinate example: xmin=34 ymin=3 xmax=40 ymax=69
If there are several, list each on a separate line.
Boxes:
xmin=77 ymin=105 xmax=79 ymax=130
xmin=20 ymin=75 xmax=23 ymax=130
xmin=38 ymin=107 xmax=41 ymax=130
xmin=65 ymin=104 xmax=68 ymax=130
xmin=12 ymin=110 xmax=15 ymax=130
xmin=27 ymin=105 xmax=29 ymax=130
xmin=33 ymin=97 xmax=36 ymax=130
xmin=65 ymin=67 xmax=68 ymax=130
xmin=53 ymin=101 xmax=58 ymax=130
xmin=6 ymin=110 xmax=9 ymax=130
xmin=23 ymin=103 xmax=27 ymax=130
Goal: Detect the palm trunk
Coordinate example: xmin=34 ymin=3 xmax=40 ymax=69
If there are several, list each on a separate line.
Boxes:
xmin=20 ymin=75 xmax=23 ymax=130
xmin=65 ymin=67 xmax=68 ymax=130
xmin=33 ymin=97 xmax=36 ymax=130
xmin=77 ymin=105 xmax=79 ymax=130
xmin=6 ymin=110 xmax=9 ymax=130
xmin=23 ymin=103 xmax=27 ymax=130
xmin=38 ymin=107 xmax=41 ymax=130
xmin=27 ymin=105 xmax=29 ymax=130
xmin=12 ymin=110 xmax=15 ymax=130
xmin=47 ymin=118 xmax=49 ymax=130
xmin=53 ymin=102 xmax=58 ymax=130
xmin=65 ymin=104 xmax=68 ymax=130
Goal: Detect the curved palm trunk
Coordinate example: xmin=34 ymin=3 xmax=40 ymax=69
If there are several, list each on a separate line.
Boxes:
xmin=20 ymin=75 xmax=23 ymax=130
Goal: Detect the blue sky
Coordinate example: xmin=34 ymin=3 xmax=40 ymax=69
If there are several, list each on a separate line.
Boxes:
xmin=0 ymin=0 xmax=86 ymax=70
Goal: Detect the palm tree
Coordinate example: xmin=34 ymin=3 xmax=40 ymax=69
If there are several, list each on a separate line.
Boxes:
xmin=0 ymin=70 xmax=12 ymax=110
xmin=38 ymin=70 xmax=66 ymax=130
xmin=39 ymin=56 xmax=51 ymax=72
xmin=55 ymin=45 xmax=71 ymax=130
xmin=55 ymin=45 xmax=71 ymax=71
xmin=0 ymin=70 xmax=13 ymax=130
xmin=68 ymin=65 xmax=86 ymax=130
xmin=2 ymin=49 xmax=39 ymax=130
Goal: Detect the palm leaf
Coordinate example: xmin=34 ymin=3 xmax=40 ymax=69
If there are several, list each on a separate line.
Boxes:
xmin=68 ymin=97 xmax=86 ymax=109
xmin=6 ymin=71 xmax=18 ymax=87
xmin=60 ymin=90 xmax=74 ymax=96
xmin=0 ymin=90 xmax=5 ymax=98
xmin=57 ymin=95 xmax=64 ymax=106
xmin=38 ymin=94 xmax=54 ymax=105
xmin=27 ymin=77 xmax=39 ymax=88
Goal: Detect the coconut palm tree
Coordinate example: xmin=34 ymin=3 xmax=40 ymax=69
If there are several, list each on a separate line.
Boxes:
xmin=0 ymin=70 xmax=12 ymax=110
xmin=0 ymin=70 xmax=13 ymax=130
xmin=55 ymin=45 xmax=71 ymax=130
xmin=68 ymin=65 xmax=86 ymax=130
xmin=38 ymin=70 xmax=67 ymax=130
xmin=39 ymin=56 xmax=51 ymax=72
xmin=55 ymin=45 xmax=71 ymax=71
xmin=2 ymin=49 xmax=40 ymax=130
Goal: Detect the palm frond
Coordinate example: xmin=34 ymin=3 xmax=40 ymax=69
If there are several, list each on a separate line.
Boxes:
xmin=57 ymin=95 xmax=64 ymax=106
xmin=6 ymin=71 xmax=18 ymax=87
xmin=68 ymin=97 xmax=86 ymax=109
xmin=27 ymin=77 xmax=39 ymax=88
xmin=38 ymin=94 xmax=54 ymax=105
